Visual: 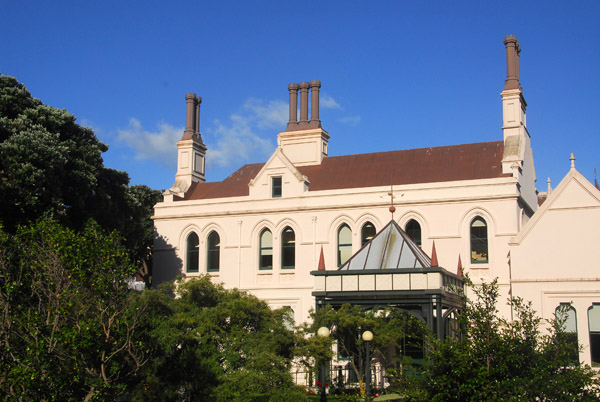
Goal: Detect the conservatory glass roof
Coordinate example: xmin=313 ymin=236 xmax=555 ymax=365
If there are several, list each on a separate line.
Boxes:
xmin=339 ymin=220 xmax=432 ymax=270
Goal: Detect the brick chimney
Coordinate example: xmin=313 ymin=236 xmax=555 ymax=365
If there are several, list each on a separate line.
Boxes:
xmin=166 ymin=92 xmax=207 ymax=198
xmin=286 ymin=80 xmax=322 ymax=131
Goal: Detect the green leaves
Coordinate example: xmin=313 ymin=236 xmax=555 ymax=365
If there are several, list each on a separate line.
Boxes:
xmin=0 ymin=220 xmax=144 ymax=401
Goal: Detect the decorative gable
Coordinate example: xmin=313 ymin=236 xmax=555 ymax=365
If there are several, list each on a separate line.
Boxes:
xmin=248 ymin=147 xmax=309 ymax=199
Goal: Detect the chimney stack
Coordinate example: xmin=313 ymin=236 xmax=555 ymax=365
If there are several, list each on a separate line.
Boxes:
xmin=285 ymin=80 xmax=322 ymax=131
xmin=183 ymin=93 xmax=202 ymax=140
xmin=504 ymin=35 xmax=521 ymax=91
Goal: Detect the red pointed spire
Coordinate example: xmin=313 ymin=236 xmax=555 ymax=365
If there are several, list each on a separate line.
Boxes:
xmin=430 ymin=241 xmax=438 ymax=267
xmin=318 ymin=245 xmax=326 ymax=271
xmin=457 ymin=254 xmax=463 ymax=277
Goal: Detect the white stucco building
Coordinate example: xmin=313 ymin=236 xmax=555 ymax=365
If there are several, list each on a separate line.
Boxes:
xmin=152 ymin=36 xmax=600 ymax=366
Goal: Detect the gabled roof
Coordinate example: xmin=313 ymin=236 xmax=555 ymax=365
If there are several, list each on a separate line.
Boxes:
xmin=510 ymin=167 xmax=600 ymax=246
xmin=339 ymin=220 xmax=432 ymax=270
xmin=182 ymin=141 xmax=507 ymax=201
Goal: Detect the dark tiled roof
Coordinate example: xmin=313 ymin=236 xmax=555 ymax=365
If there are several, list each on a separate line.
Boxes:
xmin=183 ymin=163 xmax=264 ymax=200
xmin=182 ymin=141 xmax=507 ymax=200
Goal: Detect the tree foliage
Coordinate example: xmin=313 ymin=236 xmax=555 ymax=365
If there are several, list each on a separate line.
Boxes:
xmin=0 ymin=220 xmax=147 ymax=401
xmin=0 ymin=75 xmax=161 ymax=277
xmin=129 ymin=276 xmax=308 ymax=402
xmin=296 ymin=304 xmax=426 ymax=394
xmin=410 ymin=279 xmax=600 ymax=401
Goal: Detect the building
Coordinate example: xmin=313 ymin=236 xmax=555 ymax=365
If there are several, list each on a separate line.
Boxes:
xmin=152 ymin=36 xmax=599 ymax=366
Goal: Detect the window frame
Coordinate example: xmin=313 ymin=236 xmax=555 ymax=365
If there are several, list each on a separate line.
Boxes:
xmin=259 ymin=228 xmax=273 ymax=270
xmin=186 ymin=232 xmax=199 ymax=273
xmin=405 ymin=219 xmax=422 ymax=247
xmin=361 ymin=222 xmax=376 ymax=247
xmin=281 ymin=226 xmax=295 ymax=269
xmin=337 ymin=224 xmax=352 ymax=267
xmin=588 ymin=304 xmax=600 ymax=367
xmin=206 ymin=231 xmax=220 ymax=273
xmin=272 ymin=176 xmax=282 ymax=198
xmin=470 ymin=216 xmax=489 ymax=264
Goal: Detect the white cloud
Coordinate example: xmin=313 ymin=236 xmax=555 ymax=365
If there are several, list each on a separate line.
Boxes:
xmin=339 ymin=116 xmax=361 ymax=126
xmin=205 ymin=113 xmax=274 ymax=169
xmin=242 ymin=98 xmax=288 ymax=128
xmin=117 ymin=118 xmax=182 ymax=168
xmin=320 ymin=94 xmax=342 ymax=110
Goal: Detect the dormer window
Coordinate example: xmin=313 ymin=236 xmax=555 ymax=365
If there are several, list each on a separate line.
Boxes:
xmin=272 ymin=176 xmax=282 ymax=198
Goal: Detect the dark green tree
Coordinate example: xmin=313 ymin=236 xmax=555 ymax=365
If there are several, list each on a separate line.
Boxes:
xmin=0 ymin=75 xmax=162 ymax=279
xmin=296 ymin=304 xmax=425 ymax=397
xmin=129 ymin=276 xmax=308 ymax=402
xmin=416 ymin=279 xmax=600 ymax=401
xmin=0 ymin=220 xmax=147 ymax=401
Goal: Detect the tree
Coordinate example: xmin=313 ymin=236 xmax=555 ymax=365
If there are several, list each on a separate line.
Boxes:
xmin=0 ymin=220 xmax=147 ymax=401
xmin=129 ymin=276 xmax=308 ymax=402
xmin=0 ymin=75 xmax=162 ymax=279
xmin=414 ymin=279 xmax=600 ymax=401
xmin=296 ymin=304 xmax=426 ymax=396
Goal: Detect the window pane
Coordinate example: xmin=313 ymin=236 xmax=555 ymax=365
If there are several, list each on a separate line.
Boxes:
xmin=186 ymin=232 xmax=199 ymax=273
xmin=556 ymin=304 xmax=579 ymax=364
xmin=207 ymin=231 xmax=220 ymax=272
xmin=405 ymin=219 xmax=422 ymax=247
xmin=589 ymin=305 xmax=600 ymax=367
xmin=282 ymin=227 xmax=295 ymax=269
xmin=338 ymin=224 xmax=352 ymax=267
xmin=260 ymin=229 xmax=273 ymax=270
xmin=470 ymin=217 xmax=488 ymax=263
xmin=272 ymin=177 xmax=282 ymax=198
xmin=361 ymin=222 xmax=376 ymax=247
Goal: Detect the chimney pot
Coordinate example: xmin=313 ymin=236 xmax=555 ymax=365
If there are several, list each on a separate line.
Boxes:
xmin=299 ymin=82 xmax=310 ymax=123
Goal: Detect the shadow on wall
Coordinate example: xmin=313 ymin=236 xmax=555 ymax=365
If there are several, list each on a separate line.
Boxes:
xmin=152 ymin=232 xmax=183 ymax=286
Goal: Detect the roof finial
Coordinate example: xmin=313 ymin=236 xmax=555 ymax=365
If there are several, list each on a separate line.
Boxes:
xmin=318 ymin=245 xmax=326 ymax=271
xmin=547 ymin=177 xmax=552 ymax=195
xmin=430 ymin=240 xmax=438 ymax=267
xmin=570 ymin=153 xmax=576 ymax=170
xmin=388 ymin=185 xmax=396 ymax=219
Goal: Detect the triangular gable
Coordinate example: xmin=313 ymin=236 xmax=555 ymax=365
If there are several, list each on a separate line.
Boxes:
xmin=339 ymin=220 xmax=431 ymax=270
xmin=511 ymin=168 xmax=600 ymax=245
xmin=248 ymin=147 xmax=309 ymax=199
xmin=249 ymin=147 xmax=308 ymax=187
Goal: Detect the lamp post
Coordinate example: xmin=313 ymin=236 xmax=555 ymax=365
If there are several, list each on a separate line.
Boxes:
xmin=317 ymin=326 xmax=330 ymax=402
xmin=362 ymin=330 xmax=374 ymax=399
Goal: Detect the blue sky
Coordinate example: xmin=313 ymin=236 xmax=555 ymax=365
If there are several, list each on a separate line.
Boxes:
xmin=2 ymin=1 xmax=599 ymax=191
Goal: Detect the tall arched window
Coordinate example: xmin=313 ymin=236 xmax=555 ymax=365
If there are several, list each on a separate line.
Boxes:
xmin=281 ymin=226 xmax=295 ymax=269
xmin=361 ymin=222 xmax=376 ymax=247
xmin=337 ymin=224 xmax=352 ymax=267
xmin=186 ymin=232 xmax=199 ymax=273
xmin=206 ymin=231 xmax=220 ymax=272
xmin=405 ymin=219 xmax=422 ymax=247
xmin=470 ymin=217 xmax=488 ymax=263
xmin=259 ymin=229 xmax=273 ymax=270
xmin=588 ymin=304 xmax=600 ymax=367
xmin=556 ymin=304 xmax=579 ymax=364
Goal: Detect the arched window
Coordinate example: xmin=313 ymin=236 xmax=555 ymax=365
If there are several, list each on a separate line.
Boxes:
xmin=405 ymin=219 xmax=422 ymax=247
xmin=556 ymin=304 xmax=579 ymax=364
xmin=337 ymin=224 xmax=352 ymax=267
xmin=206 ymin=231 xmax=220 ymax=272
xmin=281 ymin=226 xmax=295 ymax=269
xmin=186 ymin=232 xmax=199 ymax=273
xmin=588 ymin=304 xmax=600 ymax=367
xmin=361 ymin=222 xmax=376 ymax=247
xmin=259 ymin=229 xmax=273 ymax=270
xmin=470 ymin=217 xmax=488 ymax=263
